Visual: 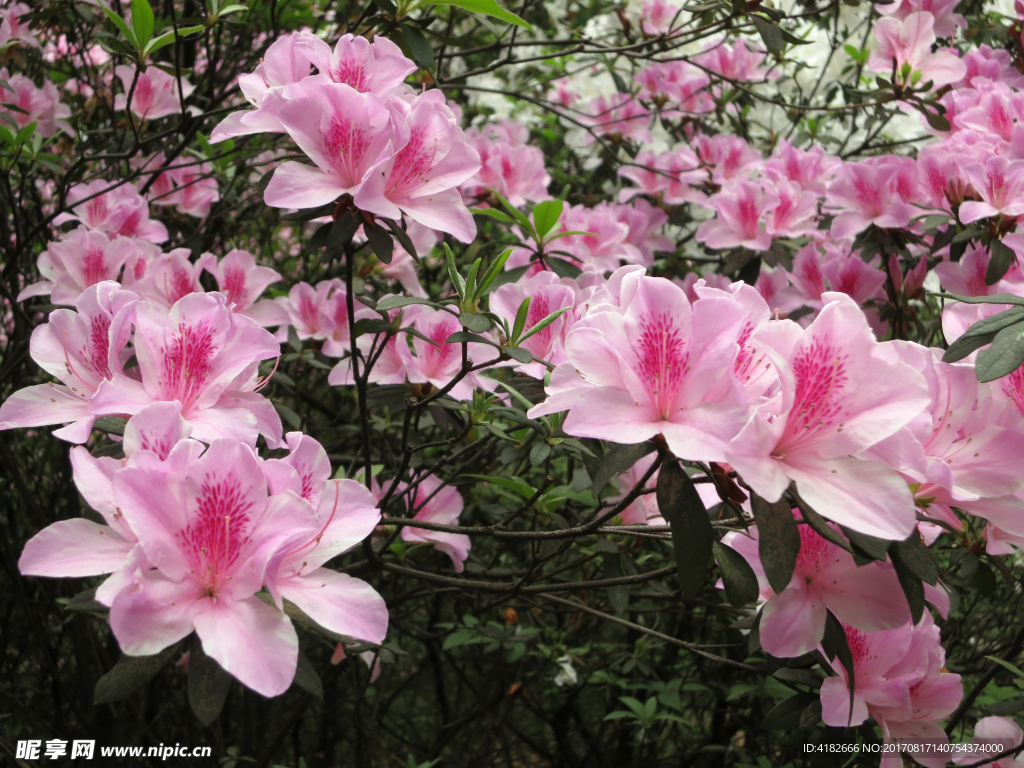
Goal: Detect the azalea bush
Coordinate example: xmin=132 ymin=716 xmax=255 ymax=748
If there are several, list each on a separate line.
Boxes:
xmin=10 ymin=0 xmax=1024 ymax=766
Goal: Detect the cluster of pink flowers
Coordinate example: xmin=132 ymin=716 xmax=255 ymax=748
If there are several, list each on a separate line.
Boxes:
xmin=461 ymin=119 xmax=551 ymax=207
xmin=0 ymin=66 xmax=73 ymax=138
xmin=212 ymin=32 xmax=481 ymax=242
xmin=19 ymin=412 xmax=388 ymax=696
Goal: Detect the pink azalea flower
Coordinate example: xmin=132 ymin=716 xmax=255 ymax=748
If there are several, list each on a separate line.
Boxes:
xmin=397 ymin=475 xmax=471 ymax=572
xmin=764 ymin=140 xmax=841 ymax=196
xmin=530 ymin=275 xmax=751 ymax=461
xmin=130 ymin=248 xmax=205 ymax=308
xmin=19 ymin=402 xmax=203 ymax=605
xmin=211 ymin=31 xmax=321 ymax=141
xmin=53 ymin=180 xmax=169 ymax=243
xmin=297 ymin=33 xmax=416 ymax=99
xmin=958 ymin=156 xmax=1024 ymax=223
xmin=489 ymin=271 xmax=579 ymax=379
xmin=318 ymin=281 xmax=377 ymax=358
xmin=619 ymin=147 xmax=707 ymax=205
xmin=640 ymin=0 xmax=682 ymax=35
xmin=634 ymin=61 xmax=713 ymax=117
xmin=462 ymin=125 xmax=551 ymax=206
xmin=262 ymin=436 xmax=389 ymax=645
xmin=955 ymin=717 xmax=1024 ymax=767
xmin=694 ymin=38 xmax=775 ymax=82
xmin=725 ymin=293 xmax=930 ymax=539
xmin=607 ymin=199 xmax=674 ymax=265
xmin=262 ymin=78 xmax=395 ymax=210
xmin=149 ymin=158 xmax=221 ymax=219
xmin=877 ymin=0 xmax=965 ymax=39
xmin=607 ymin=453 xmax=665 ymax=525
xmin=821 ymin=614 xmax=961 ymax=766
xmin=199 ymin=249 xmax=288 ymax=327
xmin=353 ymin=92 xmax=481 ymax=243
xmin=399 ymin=305 xmax=500 ymax=400
xmin=722 ymin=518 xmax=910 ymax=658
xmin=954 ymin=87 xmax=1020 ymax=141
xmin=933 ymin=244 xmax=1010 ymax=296
xmin=0 ymin=68 xmax=73 ymax=137
xmin=17 ymin=227 xmax=138 ymax=305
xmin=0 ymin=282 xmax=138 ymax=443
xmin=89 ymin=292 xmax=283 ymax=447
xmin=867 ymin=12 xmax=967 ymax=91
xmin=696 ymin=180 xmax=776 ymax=252
xmin=276 ymin=280 xmax=339 ymax=342
xmin=0 ymin=2 xmax=39 ymax=48
xmin=108 ymin=439 xmax=319 ymax=696
xmin=825 ymin=161 xmax=917 ymax=239
xmin=114 ymin=64 xmax=195 ymax=121
xmin=582 ymin=93 xmax=653 ymax=144
xmin=693 ymin=134 xmax=764 ymax=183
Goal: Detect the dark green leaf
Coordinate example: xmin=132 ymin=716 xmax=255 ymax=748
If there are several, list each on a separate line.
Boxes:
xmin=505 ymin=346 xmax=533 ymax=363
xmin=546 ymin=257 xmax=582 ymax=279
xmin=987 ymin=240 xmax=1018 ymax=286
xmin=822 ymin=609 xmax=856 ymax=725
xmin=985 ymin=699 xmax=1024 ymax=715
xmin=66 ymin=586 xmax=107 ymax=614
xmin=459 ymin=312 xmax=491 ymax=333
xmin=519 ymin=307 xmax=570 ymax=344
xmin=381 ymin=218 xmax=418 ymax=261
xmin=364 ymin=221 xmax=394 ymax=264
xmin=750 ymin=14 xmax=785 ymax=52
xmin=445 ymin=331 xmax=493 ymax=345
xmin=130 ymin=0 xmax=155 ymax=47
xmin=958 ymin=307 xmax=1024 ymax=340
xmin=94 ymin=416 xmax=128 ymax=436
xmin=752 ymin=493 xmax=800 ymax=594
xmin=530 ymin=442 xmax=552 ymax=465
xmin=924 ymin=109 xmax=952 ymax=132
xmin=591 ymin=442 xmax=655 ymax=497
xmin=977 ymin=323 xmax=1024 ymax=382
xmin=657 ymin=460 xmax=714 ymax=597
xmin=400 ymin=23 xmax=435 ymax=68
xmin=762 ymin=693 xmax=819 ymax=730
xmin=293 ymin=651 xmax=323 ymax=698
xmin=376 ymin=296 xmax=440 ymax=311
xmin=511 ymin=297 xmax=530 ymax=343
xmin=890 ymin=549 xmax=926 ymax=623
xmin=329 ymin=211 xmax=361 ymax=248
xmin=94 ymin=646 xmax=178 ymax=705
xmin=840 ymin=526 xmax=890 ymax=562
xmin=930 ymin=291 xmax=1024 ymax=306
xmin=188 ymin=640 xmax=233 ymax=727
xmin=891 ymin=534 xmax=938 ymax=586
xmin=773 ymin=667 xmax=823 ymax=688
xmin=794 ymin=493 xmax=852 ymax=552
xmin=281 ymin=203 xmax=337 ymax=221
xmin=713 ymin=541 xmax=759 ymax=607
xmin=799 ymin=699 xmax=823 ymax=728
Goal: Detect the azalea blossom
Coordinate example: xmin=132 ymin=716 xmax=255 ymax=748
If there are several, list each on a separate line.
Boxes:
xmin=397 ymin=475 xmax=472 ymax=572
xmin=867 ymin=12 xmax=967 ymax=91
xmin=53 ymin=180 xmax=169 ymax=243
xmin=114 ymin=64 xmax=195 ymax=121
xmin=0 ymin=282 xmax=138 ymax=443
xmin=200 ymin=249 xmax=288 ymax=328
xmin=17 ymin=227 xmax=138 ymax=305
xmin=725 ymin=293 xmax=930 ymax=539
xmin=89 ymin=292 xmax=283 ymax=446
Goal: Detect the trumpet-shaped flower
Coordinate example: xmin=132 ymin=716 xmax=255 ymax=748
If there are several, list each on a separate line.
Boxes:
xmin=90 ymin=292 xmax=283 ymax=446
xmin=397 ymin=475 xmax=471 ymax=572
xmin=725 ymin=293 xmax=929 ymax=539
xmin=53 ymin=180 xmax=168 ymax=243
xmin=114 ymin=64 xmax=195 ymax=121
xmin=0 ymin=282 xmax=138 ymax=443
xmin=200 ymin=249 xmax=288 ymax=328
xmin=531 ymin=275 xmax=751 ymax=461
xmin=867 ymin=12 xmax=967 ymax=90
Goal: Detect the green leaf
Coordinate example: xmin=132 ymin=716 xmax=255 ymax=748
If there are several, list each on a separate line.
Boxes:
xmin=794 ymin=493 xmax=852 ymax=553
xmin=591 ymin=442 xmax=655 ymax=497
xmin=94 ymin=647 xmax=178 ymax=705
xmin=840 ymin=526 xmax=890 ymax=562
xmin=505 ymin=346 xmax=533 ymax=363
xmin=891 ymin=533 xmax=938 ymax=586
xmin=944 ymin=314 xmax=1024 ymax=363
xmin=416 ymin=0 xmax=533 ymax=30
xmin=511 ymin=297 xmax=530 ymax=343
xmin=216 ymin=3 xmax=248 ymax=16
xmin=762 ymin=693 xmax=819 ymax=730
xmin=463 ymin=474 xmax=535 ymax=498
xmin=988 ymin=240 xmax=1018 ymax=286
xmin=532 ymin=199 xmax=564 ymax=239
xmin=985 ymin=699 xmax=1024 ymax=715
xmin=958 ymin=307 xmax=1024 ymax=340
xmin=94 ymin=416 xmax=128 ymax=436
xmin=890 ymin=547 xmax=925 ymax=624
xmin=444 ymin=243 xmax=467 ymax=300
xmin=530 ymin=442 xmax=551 ymax=465
xmin=986 ymin=656 xmax=1024 ymax=681
xmin=546 ymin=257 xmax=582 ymax=279
xmin=130 ymin=0 xmax=155 ymax=47
xmin=750 ymin=14 xmax=785 ymax=52
xmin=459 ymin=312 xmax=491 ymax=333
xmin=472 ymin=207 xmax=514 ymax=223
xmin=822 ymin=609 xmax=856 ymax=725
xmin=752 ymin=492 xmax=800 ymax=594
xmin=380 ymin=218 xmax=419 ymax=261
xmin=143 ymin=30 xmax=176 ymax=57
xmin=188 ymin=640 xmax=233 ymax=727
xmin=976 ymin=323 xmax=1024 ymax=382
xmin=365 ymin=220 xmax=394 ymax=264
xmin=280 ymin=202 xmax=337 ymax=221
xmin=930 ymin=291 xmax=1024 ymax=307
xmin=293 ymin=651 xmax=323 ymax=698
xmin=376 ymin=295 xmax=440 ymax=311
xmin=713 ymin=541 xmax=759 ymax=607
xmin=100 ymin=3 xmax=138 ymax=48
xmin=493 ymin=191 xmax=535 ymax=235
xmin=476 ymin=248 xmax=512 ymax=298
xmin=519 ymin=307 xmax=570 ymax=344
xmin=400 ymin=23 xmax=435 ymax=68
xmin=657 ymin=459 xmax=714 ymax=597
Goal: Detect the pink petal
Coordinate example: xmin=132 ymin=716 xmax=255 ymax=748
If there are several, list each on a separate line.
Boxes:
xmin=19 ymin=518 xmax=132 ymax=577
xmin=279 ymin=569 xmax=388 ymax=643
